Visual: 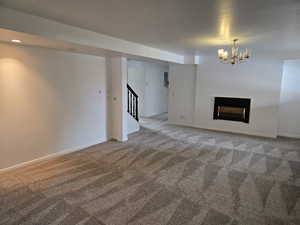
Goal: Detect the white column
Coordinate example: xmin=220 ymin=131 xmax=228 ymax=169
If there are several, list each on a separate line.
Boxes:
xmin=107 ymin=56 xmax=128 ymax=142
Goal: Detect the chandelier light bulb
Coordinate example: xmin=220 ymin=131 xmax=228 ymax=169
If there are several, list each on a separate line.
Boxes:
xmin=223 ymin=51 xmax=228 ymax=60
xmin=218 ymin=49 xmax=224 ymax=58
xmin=239 ymin=52 xmax=243 ymax=60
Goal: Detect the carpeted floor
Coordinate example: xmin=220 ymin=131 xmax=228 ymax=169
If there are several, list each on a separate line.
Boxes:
xmin=1 ymin=114 xmax=300 ymax=225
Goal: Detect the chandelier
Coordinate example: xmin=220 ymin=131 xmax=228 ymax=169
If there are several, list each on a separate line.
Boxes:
xmin=218 ymin=39 xmax=250 ymax=65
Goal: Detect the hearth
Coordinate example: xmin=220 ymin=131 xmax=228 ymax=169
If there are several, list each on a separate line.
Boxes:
xmin=213 ymin=97 xmax=251 ymax=123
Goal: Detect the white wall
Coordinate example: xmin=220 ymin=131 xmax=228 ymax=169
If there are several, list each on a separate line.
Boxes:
xmin=169 ymin=56 xmax=284 ymax=138
xmin=128 ymin=61 xmax=146 ymax=117
xmin=128 ymin=60 xmax=169 ymax=117
xmin=168 ymin=64 xmax=196 ymax=125
xmin=0 ymin=43 xmax=107 ymax=169
xmin=127 ymin=113 xmax=140 ymax=134
xmin=107 ymin=57 xmax=128 ymax=142
xmin=279 ymin=60 xmax=300 ymax=138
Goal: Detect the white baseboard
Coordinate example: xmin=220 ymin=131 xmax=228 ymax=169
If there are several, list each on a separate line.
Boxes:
xmin=278 ymin=132 xmax=300 ymax=139
xmin=198 ymin=126 xmax=277 ymax=139
xmin=0 ymin=141 xmax=104 ymax=173
xmin=167 ymin=121 xmax=277 ymax=138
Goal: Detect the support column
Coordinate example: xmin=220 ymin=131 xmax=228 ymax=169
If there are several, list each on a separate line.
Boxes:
xmin=107 ymin=56 xmax=128 ymax=142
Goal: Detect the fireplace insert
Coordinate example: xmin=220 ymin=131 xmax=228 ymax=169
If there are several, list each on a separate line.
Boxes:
xmin=213 ymin=97 xmax=251 ymax=123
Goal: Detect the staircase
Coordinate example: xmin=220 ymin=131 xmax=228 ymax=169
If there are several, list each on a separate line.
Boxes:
xmin=127 ymin=84 xmax=139 ymax=121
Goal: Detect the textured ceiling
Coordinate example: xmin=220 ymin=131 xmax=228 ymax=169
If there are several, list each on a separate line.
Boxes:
xmin=1 ymin=0 xmax=300 ymax=58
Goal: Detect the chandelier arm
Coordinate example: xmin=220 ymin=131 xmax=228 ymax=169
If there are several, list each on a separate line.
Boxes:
xmin=219 ymin=60 xmax=232 ymax=64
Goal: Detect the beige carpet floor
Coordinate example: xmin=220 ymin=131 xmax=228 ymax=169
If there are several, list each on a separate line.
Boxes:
xmin=1 ymin=114 xmax=300 ymax=225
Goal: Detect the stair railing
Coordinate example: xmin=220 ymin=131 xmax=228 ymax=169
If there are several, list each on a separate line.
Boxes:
xmin=127 ymin=84 xmax=139 ymax=121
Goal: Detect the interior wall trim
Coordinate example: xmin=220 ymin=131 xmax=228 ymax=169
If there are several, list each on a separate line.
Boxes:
xmin=168 ymin=121 xmax=277 ymax=139
xmin=0 ymin=141 xmax=103 ymax=173
xmin=278 ymin=132 xmax=300 ymax=139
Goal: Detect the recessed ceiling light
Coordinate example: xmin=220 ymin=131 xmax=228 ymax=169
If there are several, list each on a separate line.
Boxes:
xmin=11 ymin=39 xmax=22 ymax=43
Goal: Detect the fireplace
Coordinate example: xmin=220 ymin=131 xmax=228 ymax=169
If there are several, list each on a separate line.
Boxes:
xmin=213 ymin=97 xmax=251 ymax=123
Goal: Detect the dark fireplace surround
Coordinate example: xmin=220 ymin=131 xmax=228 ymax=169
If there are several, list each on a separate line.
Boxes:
xmin=213 ymin=97 xmax=251 ymax=123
